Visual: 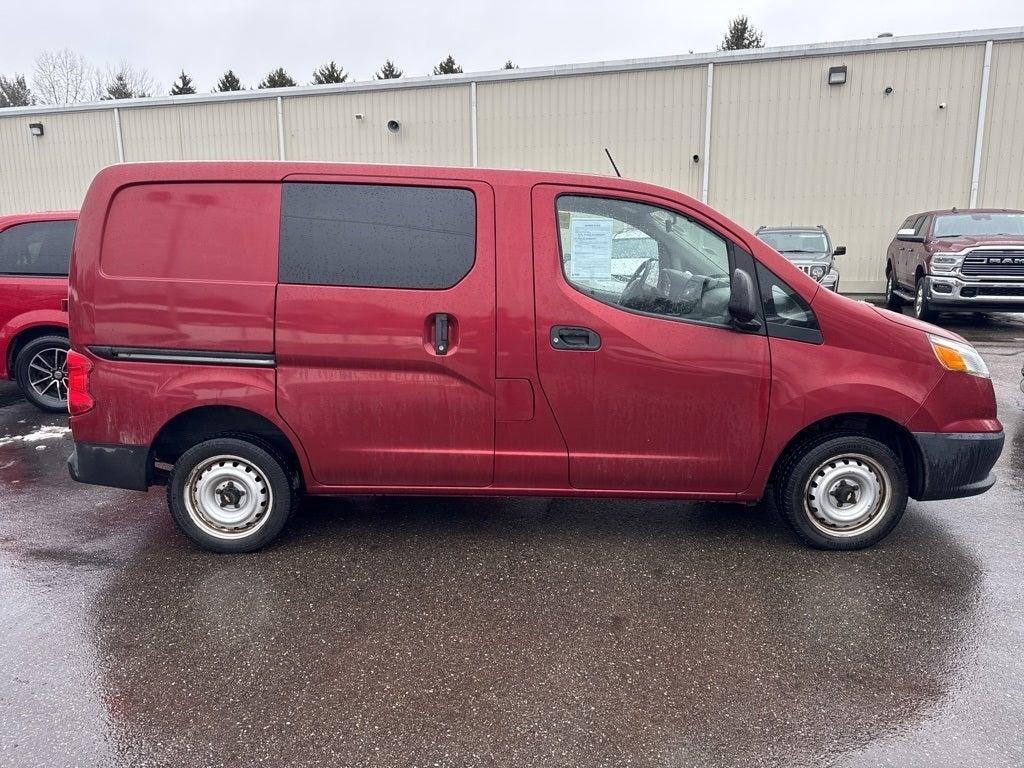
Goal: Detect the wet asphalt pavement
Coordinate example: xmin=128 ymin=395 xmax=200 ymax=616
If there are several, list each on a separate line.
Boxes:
xmin=2 ymin=308 xmax=1024 ymax=768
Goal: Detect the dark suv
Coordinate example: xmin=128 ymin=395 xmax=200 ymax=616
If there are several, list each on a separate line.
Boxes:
xmin=885 ymin=208 xmax=1024 ymax=321
xmin=755 ymin=226 xmax=844 ymax=292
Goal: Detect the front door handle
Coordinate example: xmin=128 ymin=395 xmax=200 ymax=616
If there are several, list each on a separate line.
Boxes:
xmin=551 ymin=325 xmax=601 ymax=351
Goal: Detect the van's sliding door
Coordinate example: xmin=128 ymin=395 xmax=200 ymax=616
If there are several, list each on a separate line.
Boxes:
xmin=274 ymin=176 xmax=496 ymax=488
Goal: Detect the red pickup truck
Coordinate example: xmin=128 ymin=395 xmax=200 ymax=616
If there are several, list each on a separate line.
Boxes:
xmin=66 ymin=162 xmax=1002 ymax=553
xmin=0 ymin=211 xmax=76 ymax=411
xmin=884 ymin=208 xmax=1024 ymax=321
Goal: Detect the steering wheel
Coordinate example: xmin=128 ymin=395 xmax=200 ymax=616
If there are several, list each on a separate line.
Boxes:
xmin=619 ymin=258 xmax=657 ymax=308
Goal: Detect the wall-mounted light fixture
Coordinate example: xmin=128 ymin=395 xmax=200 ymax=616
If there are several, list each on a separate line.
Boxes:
xmin=386 ymin=119 xmax=401 ymax=133
xmin=827 ymin=65 xmax=848 ymax=86
xmin=29 ymin=122 xmax=44 ymax=137
xmin=354 ymin=113 xmax=364 ymax=120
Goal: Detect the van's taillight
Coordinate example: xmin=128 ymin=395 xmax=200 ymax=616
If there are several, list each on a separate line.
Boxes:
xmin=66 ymin=350 xmax=94 ymax=415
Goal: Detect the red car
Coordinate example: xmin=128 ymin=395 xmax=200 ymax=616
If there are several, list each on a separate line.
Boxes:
xmin=0 ymin=211 xmax=76 ymax=411
xmin=66 ymin=163 xmax=1002 ymax=552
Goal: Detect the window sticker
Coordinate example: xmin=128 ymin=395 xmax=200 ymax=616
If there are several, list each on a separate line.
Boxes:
xmin=569 ymin=217 xmax=613 ymax=280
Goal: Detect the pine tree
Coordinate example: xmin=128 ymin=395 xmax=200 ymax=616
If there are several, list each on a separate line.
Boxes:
xmin=374 ymin=59 xmax=403 ymax=80
xmin=432 ymin=55 xmax=462 ymax=75
xmin=103 ymin=73 xmax=135 ymax=100
xmin=720 ymin=15 xmax=764 ymax=50
xmin=258 ymin=68 xmax=298 ymax=89
xmin=216 ymin=70 xmax=243 ymax=91
xmin=501 ymin=60 xmax=517 ymax=70
xmin=169 ymin=70 xmax=197 ymax=95
xmin=0 ymin=74 xmax=34 ymax=107
xmin=312 ymin=61 xmax=348 ymax=84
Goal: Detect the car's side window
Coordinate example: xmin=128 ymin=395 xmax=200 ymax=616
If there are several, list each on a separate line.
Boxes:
xmin=0 ymin=220 xmax=75 ymax=277
xmin=914 ymin=215 xmax=931 ymax=237
xmin=755 ymin=263 xmax=822 ymax=344
xmin=279 ymin=182 xmax=476 ymax=289
xmin=556 ymin=195 xmax=733 ymax=328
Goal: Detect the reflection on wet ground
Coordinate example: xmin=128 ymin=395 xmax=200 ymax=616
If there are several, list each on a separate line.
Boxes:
xmin=1 ymin=307 xmax=1023 ymax=767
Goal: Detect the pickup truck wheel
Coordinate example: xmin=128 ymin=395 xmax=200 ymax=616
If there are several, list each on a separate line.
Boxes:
xmin=884 ymin=270 xmax=902 ymax=309
xmin=774 ymin=433 xmax=908 ymax=550
xmin=14 ymin=335 xmax=70 ymax=413
xmin=914 ymin=277 xmax=937 ymax=322
xmin=168 ymin=437 xmax=297 ymax=553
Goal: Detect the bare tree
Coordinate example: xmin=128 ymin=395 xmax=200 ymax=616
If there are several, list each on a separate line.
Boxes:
xmin=32 ymin=48 xmax=96 ymax=104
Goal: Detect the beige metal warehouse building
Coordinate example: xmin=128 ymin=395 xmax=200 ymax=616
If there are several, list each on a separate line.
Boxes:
xmin=2 ymin=27 xmax=1023 ymax=292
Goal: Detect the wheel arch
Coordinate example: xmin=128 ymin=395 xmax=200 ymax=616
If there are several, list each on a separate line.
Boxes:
xmin=150 ymin=405 xmax=305 ymax=489
xmin=768 ymin=412 xmax=925 ymax=500
xmin=6 ymin=324 xmax=69 ymax=379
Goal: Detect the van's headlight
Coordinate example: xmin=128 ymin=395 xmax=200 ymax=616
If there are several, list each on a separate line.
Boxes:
xmin=809 ymin=265 xmax=827 ymax=280
xmin=929 ymin=334 xmax=990 ymax=378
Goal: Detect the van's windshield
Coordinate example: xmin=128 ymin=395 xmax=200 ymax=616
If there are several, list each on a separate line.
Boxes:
xmin=933 ymin=212 xmax=1024 ymax=238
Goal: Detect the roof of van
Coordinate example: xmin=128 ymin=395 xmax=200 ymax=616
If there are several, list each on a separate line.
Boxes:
xmin=914 ymin=208 xmax=1024 ymax=217
xmin=87 ymin=160 xmax=651 ymax=190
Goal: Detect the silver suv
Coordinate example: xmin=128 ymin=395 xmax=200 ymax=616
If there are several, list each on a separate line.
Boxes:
xmin=755 ymin=225 xmax=844 ymax=292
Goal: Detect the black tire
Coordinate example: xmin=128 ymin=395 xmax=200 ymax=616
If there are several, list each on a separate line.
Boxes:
xmin=167 ymin=436 xmax=297 ymax=553
xmin=884 ymin=269 xmax=902 ymax=309
xmin=914 ymin=276 xmax=937 ymax=323
xmin=773 ymin=432 xmax=908 ymax=550
xmin=14 ymin=334 xmax=70 ymax=413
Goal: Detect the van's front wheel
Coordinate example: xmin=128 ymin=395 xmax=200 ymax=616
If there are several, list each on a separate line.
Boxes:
xmin=774 ymin=434 xmax=908 ymax=550
xmin=168 ymin=437 xmax=297 ymax=553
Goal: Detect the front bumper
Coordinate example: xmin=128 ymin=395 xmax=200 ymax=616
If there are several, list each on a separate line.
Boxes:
xmin=925 ymin=275 xmax=1024 ymax=309
xmin=68 ymin=441 xmax=151 ymax=491
xmin=911 ymin=431 xmax=1004 ymax=501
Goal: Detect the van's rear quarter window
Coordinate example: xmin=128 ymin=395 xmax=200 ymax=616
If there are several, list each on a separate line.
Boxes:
xmin=279 ymin=183 xmax=476 ymax=289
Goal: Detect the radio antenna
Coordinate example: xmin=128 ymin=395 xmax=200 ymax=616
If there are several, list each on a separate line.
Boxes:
xmin=604 ymin=148 xmax=622 ymax=178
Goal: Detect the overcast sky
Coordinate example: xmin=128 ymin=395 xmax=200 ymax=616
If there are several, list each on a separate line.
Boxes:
xmin=5 ymin=0 xmax=1022 ymax=94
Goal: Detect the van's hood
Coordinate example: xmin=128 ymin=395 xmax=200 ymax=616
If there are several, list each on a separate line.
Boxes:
xmin=869 ymin=304 xmax=965 ymax=342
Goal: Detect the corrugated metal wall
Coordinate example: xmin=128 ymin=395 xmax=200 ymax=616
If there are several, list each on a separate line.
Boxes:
xmin=979 ymin=41 xmax=1024 ymax=209
xmin=476 ymin=68 xmax=706 ymax=197
xmin=0 ymin=109 xmax=118 ymax=213
xmin=284 ymin=85 xmax=471 ymax=164
xmin=2 ymin=32 xmax=1023 ymax=291
xmin=709 ymin=44 xmax=986 ymax=289
xmin=119 ymin=100 xmax=279 ymax=161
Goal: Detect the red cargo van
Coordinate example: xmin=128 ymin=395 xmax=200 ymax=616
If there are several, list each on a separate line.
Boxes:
xmin=0 ymin=211 xmax=76 ymax=411
xmin=66 ymin=163 xmax=1002 ymax=552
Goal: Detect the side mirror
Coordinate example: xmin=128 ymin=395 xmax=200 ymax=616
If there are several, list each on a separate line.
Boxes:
xmin=728 ymin=268 xmax=761 ymax=332
xmin=896 ymin=228 xmax=923 ymax=243
xmin=833 ymin=245 xmax=846 ymax=256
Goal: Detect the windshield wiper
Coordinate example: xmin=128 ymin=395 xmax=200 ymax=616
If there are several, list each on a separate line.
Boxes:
xmin=780 ymin=249 xmax=822 ymax=254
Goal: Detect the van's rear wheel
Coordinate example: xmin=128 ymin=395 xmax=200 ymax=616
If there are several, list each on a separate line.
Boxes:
xmin=774 ymin=433 xmax=908 ymax=550
xmin=14 ymin=335 xmax=70 ymax=413
xmin=168 ymin=437 xmax=297 ymax=553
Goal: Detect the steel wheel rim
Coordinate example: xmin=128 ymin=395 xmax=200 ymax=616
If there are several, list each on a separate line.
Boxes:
xmin=804 ymin=453 xmax=890 ymax=537
xmin=27 ymin=347 xmax=68 ymax=405
xmin=183 ymin=454 xmax=273 ymax=540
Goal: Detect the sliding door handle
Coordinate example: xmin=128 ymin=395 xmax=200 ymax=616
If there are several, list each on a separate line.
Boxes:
xmin=432 ymin=313 xmax=450 ymax=355
xmin=550 ymin=325 xmax=601 ymax=351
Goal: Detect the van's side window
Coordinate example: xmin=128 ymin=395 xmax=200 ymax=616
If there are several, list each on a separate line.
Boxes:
xmin=0 ymin=221 xmax=75 ymax=277
xmin=279 ymin=183 xmax=476 ymax=289
xmin=755 ymin=264 xmax=822 ymax=344
xmin=556 ymin=195 xmax=733 ymax=327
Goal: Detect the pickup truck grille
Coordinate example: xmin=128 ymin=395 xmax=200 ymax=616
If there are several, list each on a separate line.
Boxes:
xmin=960 ymin=250 xmax=1024 ymax=278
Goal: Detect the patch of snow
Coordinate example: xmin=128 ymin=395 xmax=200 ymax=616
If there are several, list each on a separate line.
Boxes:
xmin=0 ymin=425 xmax=71 ymax=448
